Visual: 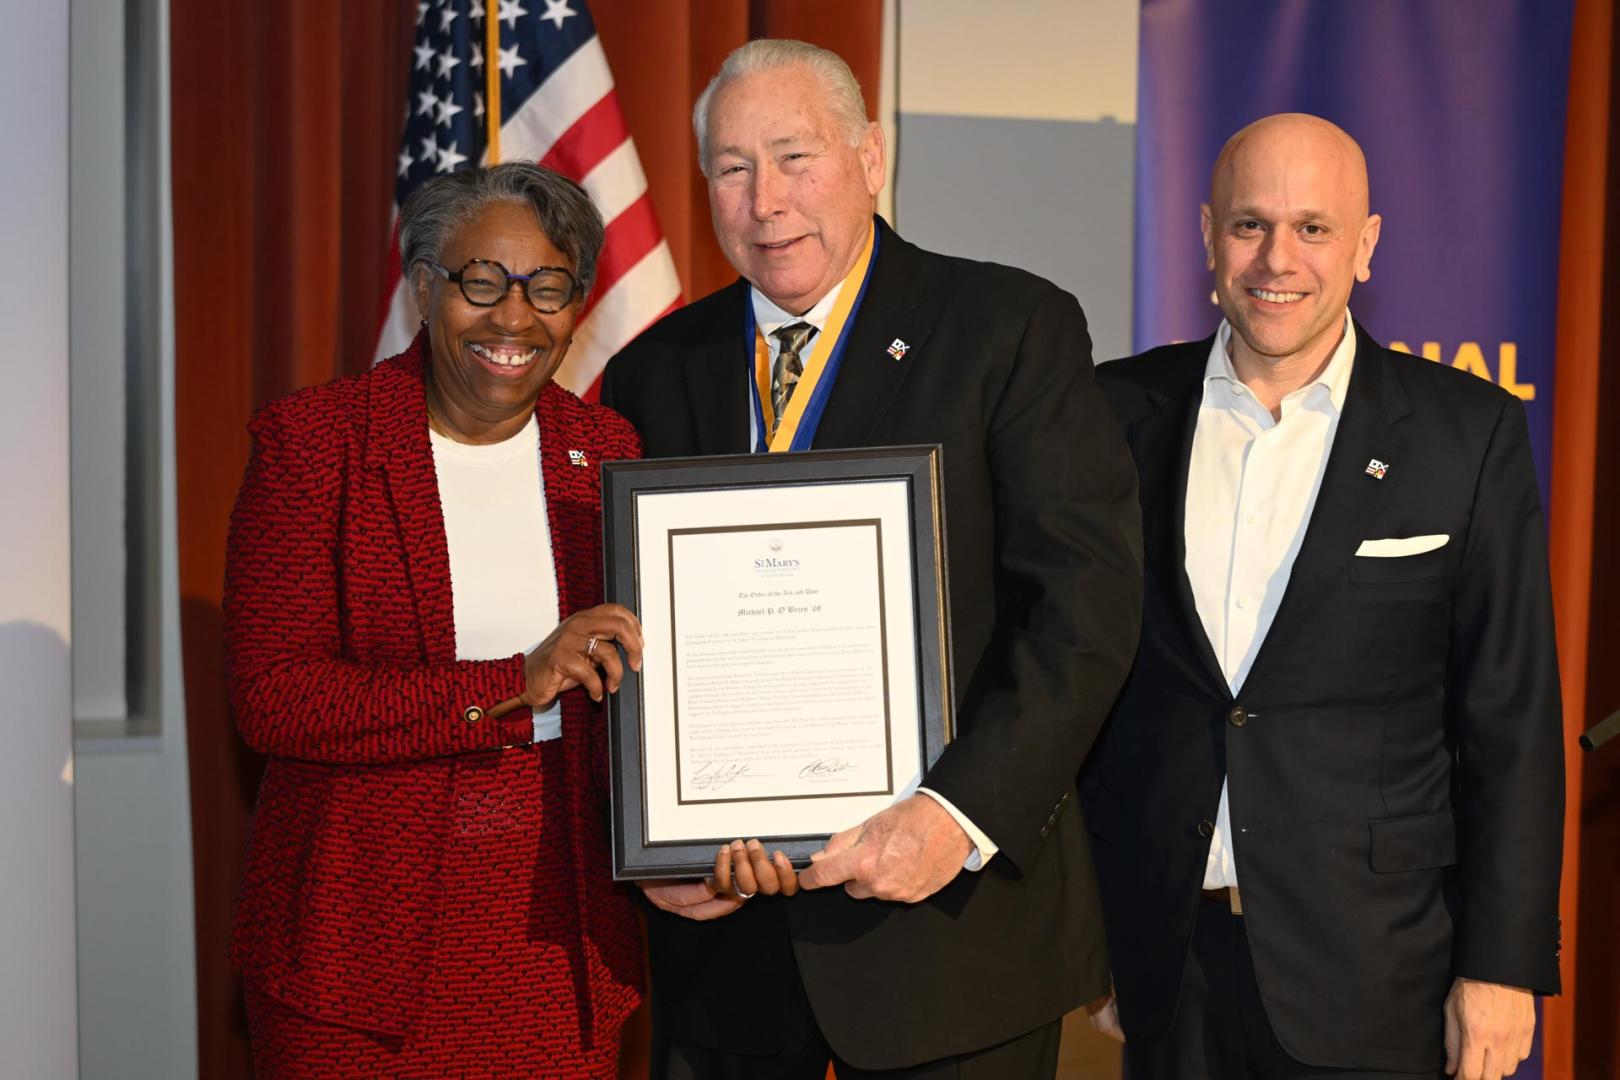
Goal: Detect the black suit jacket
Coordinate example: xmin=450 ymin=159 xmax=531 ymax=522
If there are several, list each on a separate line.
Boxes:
xmin=1085 ymin=325 xmax=1563 ymax=1072
xmin=601 ymin=218 xmax=1143 ymax=1068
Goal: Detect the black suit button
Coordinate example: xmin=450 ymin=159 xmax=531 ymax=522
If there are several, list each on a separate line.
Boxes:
xmin=1197 ymin=819 xmax=1215 ymax=838
xmin=1227 ymin=706 xmax=1248 ymax=727
xmin=1040 ymin=825 xmax=1051 ymax=838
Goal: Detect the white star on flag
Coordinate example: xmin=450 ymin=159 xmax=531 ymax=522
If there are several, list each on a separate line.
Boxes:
xmin=397 ymin=149 xmax=413 ymax=178
xmin=471 ymin=42 xmax=483 ymax=69
xmin=419 ymin=133 xmax=439 ymax=162
xmin=437 ymin=5 xmax=458 ymax=32
xmin=541 ymin=0 xmax=577 ymax=30
xmin=497 ymin=43 xmax=526 ymax=78
xmin=435 ymin=48 xmax=461 ymax=79
xmin=435 ymin=97 xmax=463 ymax=128
xmin=436 ymin=141 xmax=468 ymax=173
xmin=414 ymin=41 xmax=435 ymax=71
xmin=498 ymin=0 xmax=528 ymax=31
xmin=416 ymin=89 xmax=438 ymax=117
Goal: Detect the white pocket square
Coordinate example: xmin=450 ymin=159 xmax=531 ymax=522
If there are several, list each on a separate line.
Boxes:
xmin=1355 ymin=534 xmax=1450 ymax=557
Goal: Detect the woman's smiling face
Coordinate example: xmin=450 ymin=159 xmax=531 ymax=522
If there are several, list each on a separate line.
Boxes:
xmin=417 ymin=200 xmax=580 ymax=443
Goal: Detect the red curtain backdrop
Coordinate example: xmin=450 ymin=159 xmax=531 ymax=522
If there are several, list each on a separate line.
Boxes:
xmin=170 ymin=3 xmax=880 ymax=1076
xmin=1556 ymin=1 xmax=1620 ymax=1076
xmin=1543 ymin=2 xmax=1613 ymax=1075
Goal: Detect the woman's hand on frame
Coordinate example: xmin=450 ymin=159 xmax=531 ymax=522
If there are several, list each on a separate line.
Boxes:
xmin=490 ymin=603 xmax=643 ymax=717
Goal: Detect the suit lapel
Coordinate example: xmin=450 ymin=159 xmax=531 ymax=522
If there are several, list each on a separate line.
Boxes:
xmin=1241 ymin=326 xmax=1412 ymax=689
xmin=1131 ymin=345 xmax=1228 ymax=694
xmin=811 ymin=219 xmax=940 ymax=449
xmin=364 ymin=341 xmax=458 ymax=664
xmin=685 ymin=280 xmax=753 ymax=455
xmin=535 ymin=383 xmax=595 ymax=620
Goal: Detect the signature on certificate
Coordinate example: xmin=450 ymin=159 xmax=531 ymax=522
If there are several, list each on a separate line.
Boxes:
xmin=798 ymin=757 xmax=858 ymax=782
xmin=690 ymin=760 xmax=756 ymax=792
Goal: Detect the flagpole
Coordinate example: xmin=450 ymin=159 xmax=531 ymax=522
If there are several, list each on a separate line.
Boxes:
xmin=485 ymin=0 xmax=501 ymax=163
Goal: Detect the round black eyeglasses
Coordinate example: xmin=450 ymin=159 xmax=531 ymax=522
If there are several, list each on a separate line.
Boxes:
xmin=427 ymin=259 xmax=580 ymax=314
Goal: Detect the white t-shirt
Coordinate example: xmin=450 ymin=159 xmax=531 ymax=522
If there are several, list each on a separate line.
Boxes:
xmin=430 ymin=414 xmax=562 ymax=742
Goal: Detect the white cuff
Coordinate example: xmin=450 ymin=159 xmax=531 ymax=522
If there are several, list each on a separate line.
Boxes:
xmin=915 ymin=787 xmax=999 ymax=871
xmin=532 ymin=701 xmax=563 ymax=743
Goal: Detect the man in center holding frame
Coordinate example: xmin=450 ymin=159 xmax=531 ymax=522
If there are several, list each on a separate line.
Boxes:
xmin=600 ymin=39 xmax=1142 ymax=1080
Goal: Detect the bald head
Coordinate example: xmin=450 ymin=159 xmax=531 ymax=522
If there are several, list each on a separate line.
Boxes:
xmin=1212 ymin=113 xmax=1371 ymax=220
xmin=1200 ymin=112 xmax=1382 ymax=381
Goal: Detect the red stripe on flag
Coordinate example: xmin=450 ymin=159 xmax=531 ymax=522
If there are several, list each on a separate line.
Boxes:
xmin=578 ymin=295 xmax=684 ymax=404
xmin=539 ymin=92 xmax=629 ymax=181
xmin=579 ymin=191 xmax=663 ymax=322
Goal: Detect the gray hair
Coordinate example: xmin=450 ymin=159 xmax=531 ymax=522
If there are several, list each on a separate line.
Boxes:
xmin=692 ymin=39 xmax=871 ymax=174
xmin=398 ymin=162 xmax=606 ymax=296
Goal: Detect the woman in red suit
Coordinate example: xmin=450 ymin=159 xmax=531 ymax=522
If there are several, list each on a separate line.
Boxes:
xmin=225 ymin=163 xmax=644 ymax=1077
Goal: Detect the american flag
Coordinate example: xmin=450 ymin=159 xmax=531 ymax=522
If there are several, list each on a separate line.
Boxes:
xmin=375 ymin=0 xmax=682 ymax=397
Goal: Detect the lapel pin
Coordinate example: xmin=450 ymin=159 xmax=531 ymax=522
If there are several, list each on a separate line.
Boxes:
xmin=886 ymin=338 xmax=910 ymax=361
xmin=1364 ymin=458 xmax=1389 ymax=480
xmin=568 ymin=449 xmax=588 ymax=467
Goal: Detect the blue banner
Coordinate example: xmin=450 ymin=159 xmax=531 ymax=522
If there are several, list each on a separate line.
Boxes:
xmin=1133 ymin=0 xmax=1574 ymax=500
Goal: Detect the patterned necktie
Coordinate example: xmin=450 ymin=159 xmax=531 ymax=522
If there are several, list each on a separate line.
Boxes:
xmin=770 ymin=321 xmax=817 ymax=438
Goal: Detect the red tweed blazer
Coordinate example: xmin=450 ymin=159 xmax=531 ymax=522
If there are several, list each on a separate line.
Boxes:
xmin=223 ymin=340 xmax=641 ymax=1036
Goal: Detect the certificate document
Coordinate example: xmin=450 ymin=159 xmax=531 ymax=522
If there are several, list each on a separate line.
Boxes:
xmin=669 ymin=519 xmax=896 ymax=804
xmin=603 ymin=448 xmax=952 ymax=878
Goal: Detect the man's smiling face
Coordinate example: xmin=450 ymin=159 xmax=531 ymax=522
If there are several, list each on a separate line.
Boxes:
xmin=703 ymin=63 xmax=884 ymax=314
xmin=1201 ymin=114 xmax=1381 ymax=371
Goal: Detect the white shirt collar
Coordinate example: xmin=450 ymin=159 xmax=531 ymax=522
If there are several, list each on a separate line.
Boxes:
xmin=1205 ymin=309 xmax=1357 ymax=417
xmin=750 ymin=273 xmax=849 ymax=340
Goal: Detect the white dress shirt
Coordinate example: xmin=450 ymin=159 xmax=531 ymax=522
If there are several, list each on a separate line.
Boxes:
xmin=1186 ymin=312 xmax=1356 ymax=888
xmin=431 ymin=415 xmax=563 ymax=743
xmin=747 ymin=279 xmax=999 ymax=871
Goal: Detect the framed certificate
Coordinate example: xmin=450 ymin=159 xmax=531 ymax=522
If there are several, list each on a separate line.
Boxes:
xmin=602 ymin=446 xmax=953 ymax=879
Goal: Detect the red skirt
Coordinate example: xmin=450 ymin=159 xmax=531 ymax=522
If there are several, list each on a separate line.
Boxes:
xmin=246 ymin=740 xmax=642 ymax=1079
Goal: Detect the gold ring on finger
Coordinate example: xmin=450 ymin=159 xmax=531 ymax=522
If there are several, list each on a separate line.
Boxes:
xmin=585 ymin=636 xmax=599 ymax=656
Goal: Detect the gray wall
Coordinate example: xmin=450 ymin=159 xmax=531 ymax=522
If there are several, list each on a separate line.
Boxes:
xmin=895 ymin=114 xmax=1135 ymax=361
xmin=0 ymin=3 xmax=80 ymax=1076
xmin=893 ymin=0 xmax=1139 ymax=362
xmin=70 ymin=0 xmax=200 ymax=1077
